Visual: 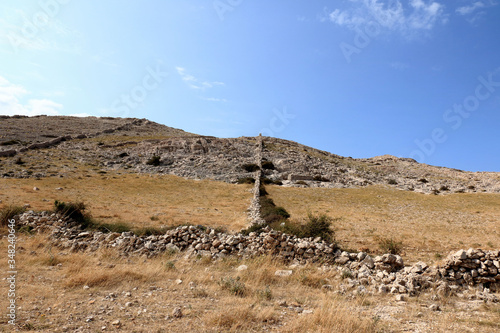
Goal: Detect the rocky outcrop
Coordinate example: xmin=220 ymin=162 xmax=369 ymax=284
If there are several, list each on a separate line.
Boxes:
xmin=1 ymin=116 xmax=498 ymax=194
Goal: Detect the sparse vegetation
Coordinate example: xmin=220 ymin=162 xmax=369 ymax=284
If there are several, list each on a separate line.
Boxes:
xmin=260 ymin=197 xmax=290 ymax=223
xmin=261 ymin=161 xmax=275 ymax=170
xmin=14 ymin=157 xmax=25 ymax=165
xmin=146 ymin=155 xmax=161 ymax=166
xmin=0 ymin=205 xmax=26 ymax=227
xmin=242 ymin=163 xmax=260 ymax=172
xmin=313 ymin=175 xmax=330 ymax=182
xmin=377 ymin=236 xmax=403 ymax=255
xmin=218 ymin=276 xmax=247 ymax=297
xmin=237 ymin=177 xmax=255 ymax=184
xmin=261 ymin=177 xmax=283 ymax=186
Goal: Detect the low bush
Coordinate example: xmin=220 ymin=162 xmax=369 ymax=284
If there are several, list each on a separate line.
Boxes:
xmin=14 ymin=157 xmax=25 ymax=165
xmin=218 ymin=276 xmax=246 ymax=297
xmin=146 ymin=155 xmax=161 ymax=166
xmin=269 ymin=213 xmax=337 ymax=243
xmin=261 ymin=161 xmax=275 ymax=170
xmin=237 ymin=177 xmax=255 ymax=184
xmin=242 ymin=163 xmax=260 ymax=172
xmin=313 ymin=175 xmax=330 ymax=182
xmin=302 ymin=213 xmax=336 ymax=243
xmin=54 ymin=200 xmax=133 ymax=233
xmin=377 ymin=237 xmax=403 ymax=255
xmin=260 ymin=197 xmax=290 ymax=223
xmin=0 ymin=205 xmax=26 ymax=227
xmin=54 ymin=200 xmax=92 ymax=228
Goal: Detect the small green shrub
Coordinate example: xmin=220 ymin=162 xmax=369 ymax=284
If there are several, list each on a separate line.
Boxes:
xmin=260 ymin=197 xmax=290 ymax=223
xmin=14 ymin=157 xmax=25 ymax=165
xmin=259 ymin=184 xmax=268 ymax=196
xmin=0 ymin=205 xmax=26 ymax=227
xmin=241 ymin=163 xmax=260 ymax=172
xmin=256 ymin=286 xmax=273 ymax=301
xmin=377 ymin=237 xmax=403 ymax=255
xmin=261 ymin=161 xmax=275 ymax=170
xmin=165 ymin=261 xmax=176 ymax=270
xmin=218 ymin=276 xmax=246 ymax=297
xmin=54 ymin=200 xmax=91 ymax=228
xmin=146 ymin=155 xmax=161 ymax=166
xmin=302 ymin=213 xmax=335 ymax=243
xmin=237 ymin=177 xmax=255 ymax=184
xmin=261 ymin=178 xmax=283 ymax=186
xmin=18 ymin=225 xmax=35 ymax=235
xmin=313 ymin=175 xmax=330 ymax=182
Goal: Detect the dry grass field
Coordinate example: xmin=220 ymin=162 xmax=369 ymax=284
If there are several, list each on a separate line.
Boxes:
xmin=1 ymin=172 xmax=500 ymax=332
xmin=267 ymin=185 xmax=500 ymax=264
xmin=2 ymin=233 xmax=500 ymax=333
xmin=0 ymin=173 xmax=252 ymax=232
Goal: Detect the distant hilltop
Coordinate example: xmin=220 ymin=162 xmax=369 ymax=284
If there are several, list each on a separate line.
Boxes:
xmin=1 ymin=115 xmax=499 ymax=194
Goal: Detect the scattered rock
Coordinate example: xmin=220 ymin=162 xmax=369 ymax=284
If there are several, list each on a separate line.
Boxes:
xmin=172 ymin=307 xmax=183 ymax=318
xmin=429 ymin=304 xmax=441 ymax=311
xmin=275 ymin=270 xmax=293 ymax=277
xmin=236 ymin=265 xmax=248 ymax=272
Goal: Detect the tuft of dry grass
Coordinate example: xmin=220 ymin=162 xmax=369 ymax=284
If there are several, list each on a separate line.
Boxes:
xmin=203 ymin=303 xmax=278 ymax=332
xmin=282 ymin=295 xmax=379 ymax=333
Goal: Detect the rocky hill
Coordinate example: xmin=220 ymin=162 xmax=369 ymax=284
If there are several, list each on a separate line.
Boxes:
xmin=0 ymin=115 xmax=498 ymax=194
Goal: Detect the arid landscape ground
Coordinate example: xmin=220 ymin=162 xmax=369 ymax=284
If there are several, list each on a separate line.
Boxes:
xmin=1 ymin=116 xmax=499 ymax=332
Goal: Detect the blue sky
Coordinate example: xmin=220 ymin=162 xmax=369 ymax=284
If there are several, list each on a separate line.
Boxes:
xmin=0 ymin=1 xmax=499 ymax=172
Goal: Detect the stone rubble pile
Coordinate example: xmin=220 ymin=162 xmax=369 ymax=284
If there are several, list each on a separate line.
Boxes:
xmin=438 ymin=249 xmax=500 ymax=286
xmin=13 ymin=211 xmax=500 ymax=302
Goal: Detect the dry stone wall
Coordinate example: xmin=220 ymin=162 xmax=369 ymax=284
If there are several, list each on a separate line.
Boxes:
xmin=247 ymin=134 xmax=265 ymax=224
xmin=13 ymin=211 xmax=500 ymax=302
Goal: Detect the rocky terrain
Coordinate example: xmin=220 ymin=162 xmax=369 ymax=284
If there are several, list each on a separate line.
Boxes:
xmin=1 ymin=115 xmax=500 ymax=332
xmin=1 ymin=116 xmax=499 ymax=194
xmin=15 ymin=210 xmax=500 ymax=301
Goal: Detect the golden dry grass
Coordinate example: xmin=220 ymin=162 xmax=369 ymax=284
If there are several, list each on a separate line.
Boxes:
xmin=0 ymin=173 xmax=253 ymax=232
xmin=1 ymin=233 xmax=499 ymax=332
xmin=266 ymin=185 xmax=500 ymax=263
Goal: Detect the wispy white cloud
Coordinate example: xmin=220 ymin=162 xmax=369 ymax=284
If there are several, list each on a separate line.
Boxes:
xmin=0 ymin=76 xmax=63 ymax=116
xmin=200 ymin=97 xmax=228 ymax=102
xmin=326 ymin=0 xmax=446 ymax=36
xmin=0 ymin=8 xmax=81 ymax=54
xmin=176 ymin=67 xmax=225 ymax=90
xmin=455 ymin=1 xmax=497 ymax=24
xmin=456 ymin=1 xmax=485 ymax=15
